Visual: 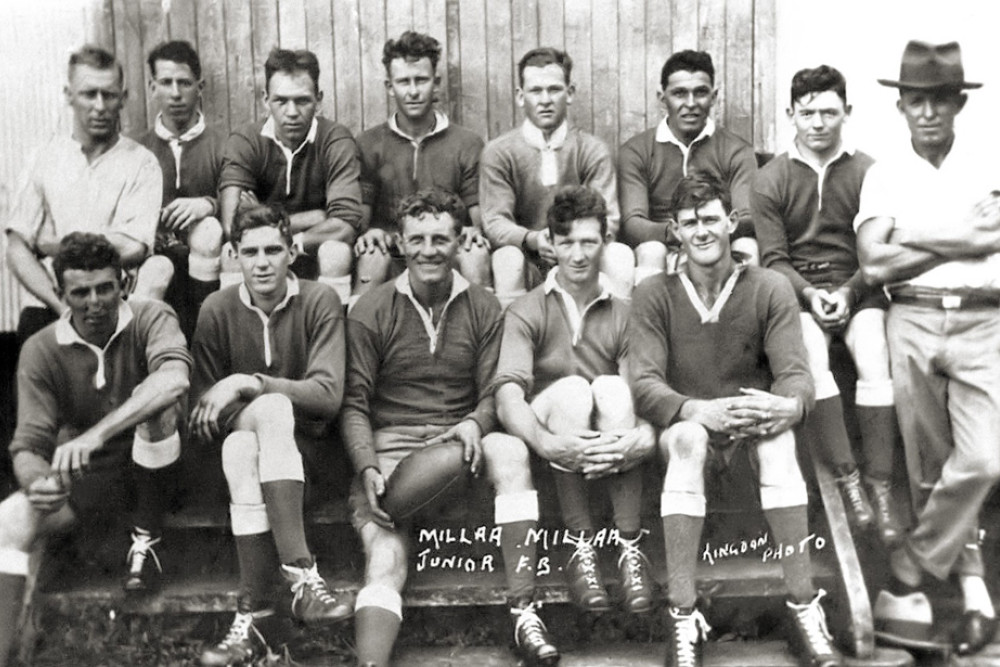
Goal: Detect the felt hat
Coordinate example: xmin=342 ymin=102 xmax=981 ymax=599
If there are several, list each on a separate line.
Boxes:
xmin=878 ymin=40 xmax=982 ymax=90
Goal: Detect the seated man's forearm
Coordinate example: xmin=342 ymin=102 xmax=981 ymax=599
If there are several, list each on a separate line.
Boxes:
xmin=12 ymin=450 xmax=52 ymax=491
xmin=292 ymin=213 xmax=357 ymax=247
xmin=622 ymin=215 xmax=668 ymax=246
xmin=496 ymin=384 xmax=549 ymax=455
xmin=106 ymin=232 xmax=147 ymax=267
xmin=6 ymin=233 xmax=64 ymax=312
xmin=219 ymin=186 xmax=242 ymax=238
xmin=87 ymin=361 xmax=190 ymax=445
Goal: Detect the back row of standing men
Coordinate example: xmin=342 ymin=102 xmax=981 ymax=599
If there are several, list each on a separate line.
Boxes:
xmin=0 ymin=30 xmax=997 ymax=667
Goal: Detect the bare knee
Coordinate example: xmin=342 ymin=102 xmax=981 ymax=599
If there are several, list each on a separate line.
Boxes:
xmin=492 ymin=246 xmax=527 ymax=291
xmin=362 ymin=524 xmax=409 ymax=589
xmin=317 ymin=240 xmax=353 ymax=278
xmin=756 ymin=430 xmax=802 ymax=483
xmin=355 ymin=248 xmax=392 ymax=287
xmin=136 ymin=402 xmax=181 ymax=442
xmin=134 ymin=255 xmax=174 ymax=299
xmin=482 ymin=433 xmax=533 ymax=491
xmin=661 ymin=421 xmax=709 ymax=463
xmin=539 ymin=376 xmax=594 ymax=430
xmin=189 ymin=217 xmax=223 ymax=258
xmin=0 ymin=492 xmax=43 ymax=551
xmin=846 ymin=309 xmax=891 ymax=381
xmin=222 ymin=431 xmax=260 ymax=481
xmin=732 ymin=237 xmax=759 ymax=265
xmin=457 ymin=243 xmax=493 ymax=287
xmin=241 ymin=393 xmax=295 ymax=433
xmin=600 ymin=242 xmax=635 ymax=299
xmin=635 ymin=241 xmax=667 ymax=269
xmin=591 ymin=375 xmax=635 ymax=428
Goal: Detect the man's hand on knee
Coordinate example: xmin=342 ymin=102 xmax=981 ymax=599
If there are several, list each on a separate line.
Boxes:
xmin=51 ymin=432 xmax=104 ymax=488
xmin=425 ymin=419 xmax=483 ymax=476
xmin=460 ymin=227 xmax=490 ymax=252
xmin=583 ymin=424 xmax=655 ymax=479
xmin=189 ymin=374 xmax=263 ymax=442
xmin=25 ymin=475 xmax=70 ymax=514
xmin=540 ymin=430 xmax=621 ymax=474
xmin=806 ymin=287 xmax=850 ymax=332
xmin=363 ymin=467 xmax=394 ymax=529
xmin=728 ymin=388 xmax=802 ymax=438
xmin=354 ymin=228 xmax=394 ymax=257
xmin=161 ymin=197 xmax=215 ymax=232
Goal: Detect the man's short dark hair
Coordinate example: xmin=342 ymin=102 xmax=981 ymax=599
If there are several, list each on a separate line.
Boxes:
xmin=670 ymin=173 xmax=732 ymax=217
xmin=517 ymin=47 xmax=573 ymax=87
xmin=53 ymin=232 xmax=122 ymax=289
xmin=68 ymin=45 xmax=123 ymax=86
xmin=547 ymin=186 xmax=608 ymax=238
xmin=147 ymin=40 xmax=202 ymax=80
xmin=382 ymin=31 xmax=441 ymax=74
xmin=232 ymin=204 xmax=294 ymax=248
xmin=396 ymin=187 xmax=466 ymax=235
xmin=790 ymin=65 xmax=847 ymax=107
xmin=660 ymin=50 xmax=714 ymax=89
xmin=264 ymin=48 xmax=320 ymax=94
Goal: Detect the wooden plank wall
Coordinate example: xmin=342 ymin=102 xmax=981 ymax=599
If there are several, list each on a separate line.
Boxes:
xmin=96 ymin=0 xmax=776 ymax=149
xmin=0 ymin=0 xmax=777 ymax=331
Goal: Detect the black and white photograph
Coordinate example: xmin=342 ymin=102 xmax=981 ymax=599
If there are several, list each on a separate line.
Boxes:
xmin=0 ymin=0 xmax=998 ymax=665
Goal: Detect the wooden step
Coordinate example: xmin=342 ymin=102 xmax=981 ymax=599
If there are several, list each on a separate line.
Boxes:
xmin=372 ymin=642 xmax=915 ymax=667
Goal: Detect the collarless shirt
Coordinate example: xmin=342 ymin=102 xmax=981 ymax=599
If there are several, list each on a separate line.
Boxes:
xmin=855 ymin=136 xmax=1000 ymax=290
xmin=261 ymin=116 xmax=319 ymax=196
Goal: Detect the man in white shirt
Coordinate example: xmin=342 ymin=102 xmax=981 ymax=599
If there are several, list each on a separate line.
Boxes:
xmin=856 ymin=40 xmax=1000 ymax=656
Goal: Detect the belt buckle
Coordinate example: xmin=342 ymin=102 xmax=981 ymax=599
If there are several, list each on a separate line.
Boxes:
xmin=941 ymin=295 xmax=962 ymax=309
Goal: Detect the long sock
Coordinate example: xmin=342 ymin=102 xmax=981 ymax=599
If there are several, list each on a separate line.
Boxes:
xmin=355 ymin=585 xmax=402 ymax=666
xmin=132 ymin=461 xmax=180 ymax=534
xmin=856 ymin=405 xmax=899 ymax=481
xmin=355 ymin=606 xmax=401 ymax=666
xmin=763 ymin=506 xmax=814 ymax=604
xmin=605 ymin=466 xmax=643 ymax=534
xmin=553 ymin=470 xmax=593 ymax=532
xmin=0 ymin=573 xmax=26 ymax=667
xmin=806 ymin=397 xmax=855 ymax=472
xmin=184 ymin=277 xmax=220 ymax=338
xmin=234 ymin=533 xmax=281 ymax=607
xmin=661 ymin=514 xmax=703 ymax=608
xmin=500 ymin=520 xmax=537 ymax=600
xmin=260 ymin=481 xmax=311 ymax=566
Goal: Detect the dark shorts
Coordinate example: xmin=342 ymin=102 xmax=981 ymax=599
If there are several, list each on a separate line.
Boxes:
xmin=348 ymin=424 xmax=472 ymax=532
xmin=65 ymin=448 xmax=134 ymax=522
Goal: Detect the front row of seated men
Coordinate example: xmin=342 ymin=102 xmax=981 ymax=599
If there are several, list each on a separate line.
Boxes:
xmin=1 ymin=178 xmax=843 ymax=667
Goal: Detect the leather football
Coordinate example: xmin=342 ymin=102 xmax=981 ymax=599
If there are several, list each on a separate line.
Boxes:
xmin=381 ymin=440 xmax=471 ymax=521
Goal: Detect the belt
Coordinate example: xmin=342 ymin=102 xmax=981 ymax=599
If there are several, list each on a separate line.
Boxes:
xmin=889 ymin=289 xmax=1000 ymax=310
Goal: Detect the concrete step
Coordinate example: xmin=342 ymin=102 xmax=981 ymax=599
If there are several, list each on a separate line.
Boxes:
xmin=374 ymin=642 xmax=915 ymax=667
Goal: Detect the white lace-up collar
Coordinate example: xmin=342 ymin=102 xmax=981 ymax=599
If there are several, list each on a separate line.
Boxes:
xmin=55 ymin=301 xmax=134 ymax=389
xmin=394 ymin=269 xmax=469 ymax=354
xmin=678 ymin=261 xmax=745 ymax=324
xmin=261 ymin=117 xmax=319 ymax=195
xmin=790 ymin=140 xmax=855 ymax=210
xmin=389 ymin=110 xmax=449 ymax=142
xmin=543 ymin=267 xmax=613 ymax=346
xmin=656 ymin=117 xmax=716 ymax=177
xmin=154 ymin=111 xmax=207 ymax=189
xmin=238 ymin=274 xmax=301 ymax=367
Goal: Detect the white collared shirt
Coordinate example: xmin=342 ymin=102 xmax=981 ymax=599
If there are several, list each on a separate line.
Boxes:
xmin=521 ymin=120 xmax=569 ymax=187
xmin=154 ymin=111 xmax=207 ymax=189
xmin=543 ymin=267 xmax=614 ymax=345
xmin=238 ymin=274 xmax=301 ymax=367
xmin=260 ymin=117 xmax=319 ymax=196
xmin=655 ymin=117 xmax=716 ymax=177
xmin=55 ymin=301 xmax=135 ymax=389
xmin=394 ymin=269 xmax=469 ymax=354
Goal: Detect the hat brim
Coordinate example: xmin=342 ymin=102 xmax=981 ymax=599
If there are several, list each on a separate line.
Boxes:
xmin=878 ymin=78 xmax=983 ymax=89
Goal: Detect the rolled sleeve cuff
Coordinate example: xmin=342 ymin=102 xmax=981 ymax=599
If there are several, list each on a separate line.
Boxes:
xmin=340 ymin=408 xmax=380 ymax=473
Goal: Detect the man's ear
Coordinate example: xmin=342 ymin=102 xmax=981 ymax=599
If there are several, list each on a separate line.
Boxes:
xmin=287 ymin=241 xmax=299 ymax=263
xmin=956 ymin=93 xmax=968 ymax=112
xmin=316 ymin=90 xmax=324 ymax=104
xmin=515 ymin=87 xmax=525 ymax=108
xmin=727 ymin=210 xmax=740 ymax=234
xmin=63 ymin=84 xmax=72 ymax=105
xmin=566 ymin=82 xmax=576 ymax=104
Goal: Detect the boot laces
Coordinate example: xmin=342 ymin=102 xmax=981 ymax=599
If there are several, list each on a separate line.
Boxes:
xmin=839 ymin=469 xmax=868 ymax=516
xmin=218 ymin=611 xmax=263 ymax=650
xmin=126 ymin=531 xmax=162 ymax=574
xmin=565 ymin=533 xmax=600 ymax=587
xmin=512 ymin=602 xmax=549 ymax=647
xmin=670 ymin=608 xmax=711 ymax=667
xmin=617 ymin=532 xmax=651 ymax=589
xmin=870 ymin=480 xmax=894 ymax=522
xmin=286 ymin=563 xmax=337 ymax=606
xmin=789 ymin=589 xmax=834 ymax=655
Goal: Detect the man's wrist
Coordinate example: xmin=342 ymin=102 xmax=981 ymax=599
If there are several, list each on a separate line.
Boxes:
xmin=522 ymin=231 xmax=536 ymax=252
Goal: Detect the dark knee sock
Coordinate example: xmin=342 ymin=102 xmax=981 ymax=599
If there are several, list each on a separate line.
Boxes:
xmin=606 ymin=466 xmax=643 ymax=534
xmin=0 ymin=573 xmax=27 ymax=667
xmin=553 ymin=470 xmax=594 ymax=532
xmin=260 ymin=481 xmax=312 ymax=566
xmin=132 ymin=461 xmax=180 ymax=534
xmin=499 ymin=520 xmax=537 ymax=600
xmin=355 ymin=606 xmax=401 ymax=666
xmin=763 ymin=506 xmax=815 ymax=604
xmin=806 ymin=397 xmax=856 ymax=473
xmin=661 ymin=514 xmax=704 ymax=608
xmin=856 ymin=405 xmax=899 ymax=481
xmin=234 ymin=532 xmax=281 ymax=607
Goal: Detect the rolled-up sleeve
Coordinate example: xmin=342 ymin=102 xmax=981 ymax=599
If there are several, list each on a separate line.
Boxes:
xmin=322 ymin=133 xmax=363 ymax=229
xmin=480 ymin=143 xmax=527 ymax=248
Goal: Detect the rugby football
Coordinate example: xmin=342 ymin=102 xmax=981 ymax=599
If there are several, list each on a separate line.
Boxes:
xmin=382 ymin=440 xmax=471 ymax=521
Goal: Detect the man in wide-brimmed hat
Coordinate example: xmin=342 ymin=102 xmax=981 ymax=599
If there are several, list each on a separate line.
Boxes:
xmin=856 ymin=39 xmax=1000 ymax=656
